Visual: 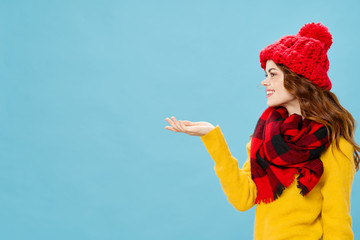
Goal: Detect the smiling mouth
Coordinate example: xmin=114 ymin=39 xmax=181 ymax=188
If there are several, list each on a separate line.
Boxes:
xmin=266 ymin=91 xmax=275 ymax=97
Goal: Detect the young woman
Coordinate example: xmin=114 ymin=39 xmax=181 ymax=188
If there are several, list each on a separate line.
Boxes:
xmin=164 ymin=22 xmax=359 ymax=240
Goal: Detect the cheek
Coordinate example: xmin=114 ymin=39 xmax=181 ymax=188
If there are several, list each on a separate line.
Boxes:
xmin=275 ymin=78 xmax=287 ymax=93
xmin=273 ymin=81 xmax=285 ymax=93
xmin=273 ymin=81 xmax=294 ymax=99
xmin=276 ymin=87 xmax=296 ymax=101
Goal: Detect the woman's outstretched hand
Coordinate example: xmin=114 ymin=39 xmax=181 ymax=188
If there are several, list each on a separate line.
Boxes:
xmin=164 ymin=116 xmax=215 ymax=136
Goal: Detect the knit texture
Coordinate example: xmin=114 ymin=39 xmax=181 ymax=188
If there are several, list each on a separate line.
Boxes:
xmin=250 ymin=106 xmax=332 ymax=204
xmin=260 ymin=22 xmax=333 ymax=91
xmin=200 ymin=125 xmax=355 ymax=239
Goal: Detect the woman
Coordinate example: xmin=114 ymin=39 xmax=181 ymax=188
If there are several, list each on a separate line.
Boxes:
xmin=164 ymin=22 xmax=359 ymax=240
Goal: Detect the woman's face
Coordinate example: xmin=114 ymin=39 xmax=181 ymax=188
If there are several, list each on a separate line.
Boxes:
xmin=261 ymin=60 xmax=301 ymax=115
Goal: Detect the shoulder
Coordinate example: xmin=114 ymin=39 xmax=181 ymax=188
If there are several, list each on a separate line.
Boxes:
xmin=321 ymin=136 xmax=356 ymax=178
xmin=323 ymin=136 xmax=354 ymax=160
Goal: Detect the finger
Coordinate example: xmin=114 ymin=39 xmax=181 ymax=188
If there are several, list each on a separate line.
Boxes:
xmin=178 ymin=120 xmax=186 ymax=132
xmin=165 ymin=117 xmax=180 ymax=131
xmin=165 ymin=117 xmax=173 ymax=125
xmin=164 ymin=126 xmax=179 ymax=132
xmin=182 ymin=120 xmax=193 ymax=126
xmin=171 ymin=116 xmax=182 ymax=131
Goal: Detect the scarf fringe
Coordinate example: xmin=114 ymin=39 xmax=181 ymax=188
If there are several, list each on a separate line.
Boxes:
xmin=274 ymin=183 xmax=286 ymax=200
xmin=255 ymin=182 xmax=286 ymax=204
xmin=296 ymin=173 xmax=309 ymax=196
xmin=255 ymin=197 xmax=274 ymax=204
xmin=256 ymin=172 xmax=307 ymax=204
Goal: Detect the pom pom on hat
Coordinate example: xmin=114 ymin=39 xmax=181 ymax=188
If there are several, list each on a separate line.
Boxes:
xmin=259 ymin=22 xmax=333 ymax=91
xmin=298 ymin=22 xmax=333 ymax=52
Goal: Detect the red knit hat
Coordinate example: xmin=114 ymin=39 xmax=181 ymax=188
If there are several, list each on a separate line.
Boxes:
xmin=259 ymin=22 xmax=333 ymax=91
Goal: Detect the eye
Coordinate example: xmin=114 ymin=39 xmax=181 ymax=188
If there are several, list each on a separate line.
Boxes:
xmin=265 ymin=72 xmax=276 ymax=77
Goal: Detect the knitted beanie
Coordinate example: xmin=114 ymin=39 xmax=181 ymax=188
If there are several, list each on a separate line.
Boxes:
xmin=259 ymin=22 xmax=333 ymax=91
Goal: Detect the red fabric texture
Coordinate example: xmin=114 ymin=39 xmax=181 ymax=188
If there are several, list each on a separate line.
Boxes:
xmin=250 ymin=106 xmax=331 ymax=204
xmin=259 ymin=22 xmax=333 ymax=91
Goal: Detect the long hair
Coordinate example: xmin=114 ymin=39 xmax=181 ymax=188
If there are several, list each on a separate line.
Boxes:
xmin=274 ymin=64 xmax=360 ymax=171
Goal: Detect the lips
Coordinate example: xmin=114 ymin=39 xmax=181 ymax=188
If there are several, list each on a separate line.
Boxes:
xmin=266 ymin=90 xmax=275 ymax=98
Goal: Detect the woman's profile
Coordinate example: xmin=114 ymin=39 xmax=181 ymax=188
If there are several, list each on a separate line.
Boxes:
xmin=164 ymin=22 xmax=359 ymax=240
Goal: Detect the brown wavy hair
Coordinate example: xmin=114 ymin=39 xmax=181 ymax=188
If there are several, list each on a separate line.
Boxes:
xmin=263 ymin=64 xmax=360 ymax=171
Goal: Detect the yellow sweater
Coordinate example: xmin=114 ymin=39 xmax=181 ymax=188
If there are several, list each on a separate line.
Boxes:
xmin=200 ymin=125 xmax=356 ymax=240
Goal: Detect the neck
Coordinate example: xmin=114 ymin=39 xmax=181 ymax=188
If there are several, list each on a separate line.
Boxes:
xmin=284 ymin=106 xmax=304 ymax=120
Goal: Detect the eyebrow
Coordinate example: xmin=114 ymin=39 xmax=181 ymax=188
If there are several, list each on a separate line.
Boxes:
xmin=266 ymin=68 xmax=277 ymax=72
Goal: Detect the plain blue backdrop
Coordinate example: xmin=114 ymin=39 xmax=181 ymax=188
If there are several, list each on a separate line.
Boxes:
xmin=0 ymin=0 xmax=359 ymax=239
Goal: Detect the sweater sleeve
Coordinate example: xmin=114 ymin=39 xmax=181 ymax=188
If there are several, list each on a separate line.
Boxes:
xmin=200 ymin=125 xmax=257 ymax=211
xmin=320 ymin=137 xmax=356 ymax=240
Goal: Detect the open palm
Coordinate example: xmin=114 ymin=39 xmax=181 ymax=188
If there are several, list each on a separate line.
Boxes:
xmin=165 ymin=116 xmax=215 ymax=136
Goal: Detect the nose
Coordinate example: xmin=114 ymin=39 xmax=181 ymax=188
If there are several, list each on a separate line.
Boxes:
xmin=261 ymin=77 xmax=270 ymax=86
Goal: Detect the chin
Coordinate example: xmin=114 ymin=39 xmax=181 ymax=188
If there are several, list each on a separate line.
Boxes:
xmin=266 ymin=102 xmax=278 ymax=107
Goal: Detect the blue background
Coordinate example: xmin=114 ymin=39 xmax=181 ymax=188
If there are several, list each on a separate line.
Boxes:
xmin=1 ymin=0 xmax=359 ymax=239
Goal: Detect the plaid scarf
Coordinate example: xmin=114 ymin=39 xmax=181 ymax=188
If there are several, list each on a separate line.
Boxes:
xmin=250 ymin=106 xmax=331 ymax=204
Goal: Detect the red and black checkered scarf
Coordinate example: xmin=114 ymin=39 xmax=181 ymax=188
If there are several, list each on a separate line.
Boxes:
xmin=250 ymin=106 xmax=331 ymax=204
